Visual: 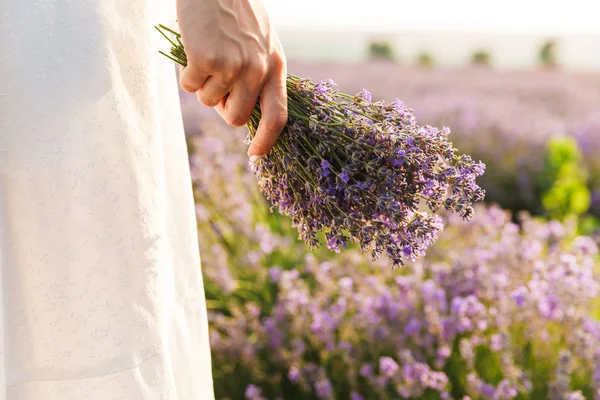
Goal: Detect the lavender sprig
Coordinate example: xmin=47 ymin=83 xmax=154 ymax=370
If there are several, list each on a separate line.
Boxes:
xmin=156 ymin=25 xmax=486 ymax=267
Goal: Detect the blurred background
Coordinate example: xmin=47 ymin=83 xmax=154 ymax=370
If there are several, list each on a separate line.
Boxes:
xmin=177 ymin=2 xmax=600 ymax=399
xmin=266 ymin=0 xmax=600 ymax=69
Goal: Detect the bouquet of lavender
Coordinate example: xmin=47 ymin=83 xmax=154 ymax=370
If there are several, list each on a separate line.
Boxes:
xmin=156 ymin=25 xmax=485 ymax=266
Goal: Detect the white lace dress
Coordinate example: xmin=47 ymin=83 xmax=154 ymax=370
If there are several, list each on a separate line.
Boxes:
xmin=0 ymin=0 xmax=214 ymax=398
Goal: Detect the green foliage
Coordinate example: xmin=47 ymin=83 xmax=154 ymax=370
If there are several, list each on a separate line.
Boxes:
xmin=539 ymin=39 xmax=558 ymax=68
xmin=474 ymin=346 xmax=504 ymax=385
xmin=368 ymin=40 xmax=395 ymax=61
xmin=444 ymin=336 xmax=469 ymax=398
xmin=579 ymin=215 xmax=600 ymax=236
xmin=417 ymin=51 xmax=435 ymax=68
xmin=471 ymin=50 xmax=492 ymax=66
xmin=539 ymin=136 xmax=591 ymax=220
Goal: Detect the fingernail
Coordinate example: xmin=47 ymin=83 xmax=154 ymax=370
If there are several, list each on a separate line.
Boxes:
xmin=249 ymin=155 xmax=264 ymax=163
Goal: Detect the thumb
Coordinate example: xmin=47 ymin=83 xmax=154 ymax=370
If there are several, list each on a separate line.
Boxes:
xmin=247 ymin=73 xmax=288 ymax=158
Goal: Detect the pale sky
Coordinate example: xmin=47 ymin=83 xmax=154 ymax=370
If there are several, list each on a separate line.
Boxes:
xmin=263 ymin=0 xmax=600 ymax=34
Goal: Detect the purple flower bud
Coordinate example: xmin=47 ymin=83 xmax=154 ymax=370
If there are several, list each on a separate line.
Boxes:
xmin=490 ymin=334 xmax=503 ymax=351
xmin=321 ymin=159 xmax=331 ymax=177
xmin=538 ymin=296 xmax=561 ymax=320
xmin=340 ymin=171 xmax=350 ymax=183
xmin=398 ymin=386 xmax=411 ymax=398
xmin=404 ymin=317 xmax=421 ymax=335
xmin=391 ymin=99 xmax=406 ymax=112
xmin=437 ymin=346 xmax=451 ymax=359
xmin=360 ymin=364 xmax=373 ymax=377
xmin=358 ymin=89 xmax=372 ymax=102
xmin=376 ymin=376 xmax=388 ymax=387
xmin=496 ymin=380 xmax=517 ymax=398
xmin=451 ymin=297 xmax=465 ymax=315
xmin=327 ymin=236 xmax=341 ymax=253
xmin=315 ymin=379 xmax=333 ymax=399
xmin=480 ymin=383 xmax=495 ymax=397
xmin=269 ymin=266 xmax=282 ymax=283
xmin=245 ymin=385 xmax=262 ymax=399
xmin=510 ymin=286 xmax=528 ymax=307
xmin=572 ymin=236 xmax=598 ymax=255
xmin=338 ymin=276 xmax=353 ymax=290
xmin=403 ymin=363 xmax=415 ymax=381
xmin=350 ymin=392 xmax=364 ymax=400
xmin=379 ymin=356 xmax=400 ymax=377
xmin=288 ymin=366 xmax=300 ymax=383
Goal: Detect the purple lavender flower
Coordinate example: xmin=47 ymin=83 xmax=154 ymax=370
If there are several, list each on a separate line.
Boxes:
xmin=350 ymin=392 xmax=364 ymax=400
xmin=326 ymin=235 xmax=341 ymax=254
xmin=315 ymin=379 xmax=333 ymax=399
xmin=510 ymin=286 xmax=528 ymax=307
xmin=269 ymin=266 xmax=282 ymax=283
xmin=358 ymin=89 xmax=372 ymax=102
xmin=572 ymin=236 xmax=598 ymax=255
xmin=490 ymin=334 xmax=503 ymax=352
xmin=321 ymin=159 xmax=331 ymax=177
xmin=338 ymin=276 xmax=353 ymax=290
xmin=392 ymin=149 xmax=406 ymax=167
xmin=360 ymin=364 xmax=373 ymax=377
xmin=245 ymin=384 xmax=262 ymax=399
xmin=339 ymin=170 xmax=350 ymax=183
xmin=376 ymin=376 xmax=389 ymax=388
xmin=480 ymin=383 xmax=495 ymax=397
xmin=179 ymin=49 xmax=600 ymax=399
xmin=397 ymin=386 xmax=411 ymax=398
xmin=242 ymin=75 xmax=485 ymax=267
xmin=496 ymin=380 xmax=518 ymax=398
xmin=379 ymin=356 xmax=400 ymax=377
xmin=405 ymin=317 xmax=421 ymax=335
xmin=403 ymin=363 xmax=415 ymax=381
xmin=288 ymin=366 xmax=300 ymax=383
xmin=437 ymin=346 xmax=451 ymax=359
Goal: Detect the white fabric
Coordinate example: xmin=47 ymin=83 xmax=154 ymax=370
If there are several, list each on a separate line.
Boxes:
xmin=0 ymin=0 xmax=214 ymax=399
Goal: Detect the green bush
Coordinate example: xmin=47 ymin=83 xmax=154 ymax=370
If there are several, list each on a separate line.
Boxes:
xmin=368 ymin=40 xmax=395 ymax=61
xmin=471 ymin=50 xmax=492 ymax=66
xmin=538 ymin=39 xmax=558 ymax=68
xmin=538 ymin=136 xmax=591 ymax=220
xmin=417 ymin=52 xmax=435 ymax=68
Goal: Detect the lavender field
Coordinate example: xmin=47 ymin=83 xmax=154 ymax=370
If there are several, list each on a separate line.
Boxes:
xmin=180 ymin=63 xmax=600 ymax=399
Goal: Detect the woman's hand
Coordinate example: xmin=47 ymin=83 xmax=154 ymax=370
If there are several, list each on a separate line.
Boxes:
xmin=176 ymin=0 xmax=288 ymax=158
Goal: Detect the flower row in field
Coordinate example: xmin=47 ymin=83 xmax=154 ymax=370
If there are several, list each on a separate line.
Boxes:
xmin=188 ymin=120 xmax=600 ymax=399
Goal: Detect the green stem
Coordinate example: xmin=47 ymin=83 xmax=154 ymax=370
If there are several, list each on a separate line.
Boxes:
xmin=157 ymin=24 xmax=182 ymax=38
xmin=159 ymin=50 xmax=182 ymax=65
xmin=155 ymin=25 xmax=179 ymax=48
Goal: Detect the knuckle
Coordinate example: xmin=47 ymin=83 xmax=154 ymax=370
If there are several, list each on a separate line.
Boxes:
xmin=196 ymin=91 xmax=219 ymax=107
xmin=180 ymin=79 xmax=198 ymax=93
xmin=270 ymin=52 xmax=286 ymax=71
xmin=180 ymin=68 xmax=201 ymax=93
xmin=248 ymin=58 xmax=269 ymax=77
xmin=223 ymin=60 xmax=243 ymax=82
xmin=192 ymin=52 xmax=218 ymax=71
